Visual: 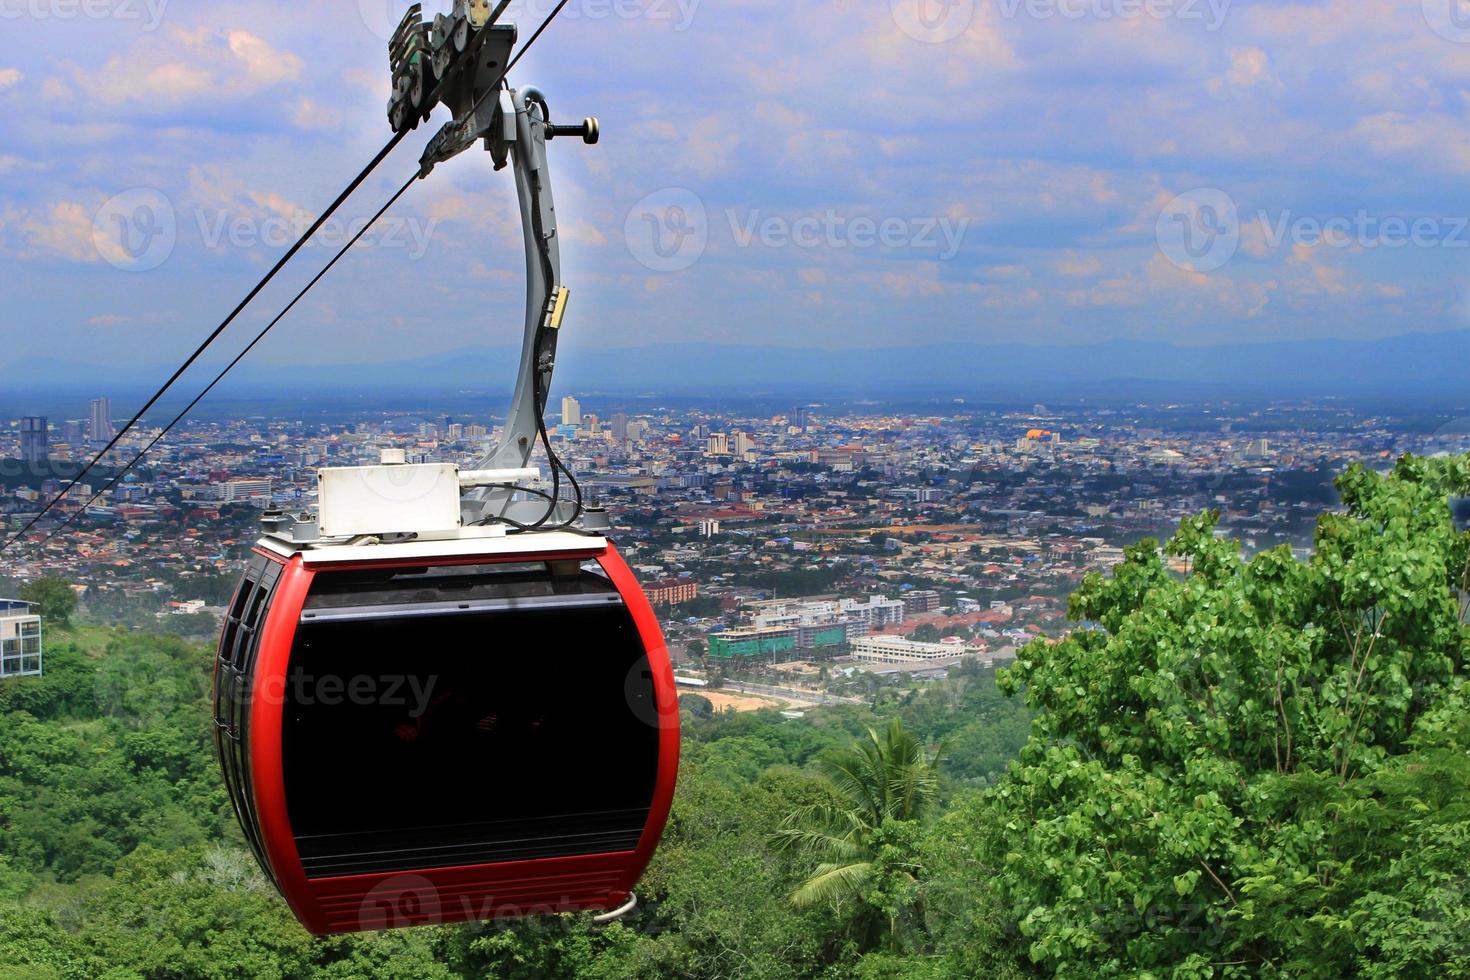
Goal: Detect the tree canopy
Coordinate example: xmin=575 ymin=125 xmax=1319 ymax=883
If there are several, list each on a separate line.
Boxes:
xmin=0 ymin=455 xmax=1467 ymax=977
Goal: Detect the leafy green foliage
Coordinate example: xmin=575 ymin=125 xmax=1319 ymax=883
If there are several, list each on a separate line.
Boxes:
xmin=773 ymin=721 xmax=941 ymax=949
xmin=986 ymin=454 xmax=1470 ymax=976
xmin=3 ymin=455 xmax=1468 ymax=977
xmin=18 ymin=579 xmax=76 ymax=628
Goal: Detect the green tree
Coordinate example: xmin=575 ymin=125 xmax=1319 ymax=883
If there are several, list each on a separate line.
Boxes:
xmin=772 ymin=720 xmax=942 ymax=949
xmin=983 ymin=454 xmax=1470 ymax=976
xmin=19 ymin=578 xmax=76 ymax=628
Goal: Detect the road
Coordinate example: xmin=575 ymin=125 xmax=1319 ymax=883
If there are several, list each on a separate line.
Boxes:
xmin=725 ymin=680 xmax=864 ymax=707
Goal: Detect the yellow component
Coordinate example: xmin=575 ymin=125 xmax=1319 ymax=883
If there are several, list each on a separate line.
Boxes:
xmin=549 ymin=287 xmax=571 ymax=329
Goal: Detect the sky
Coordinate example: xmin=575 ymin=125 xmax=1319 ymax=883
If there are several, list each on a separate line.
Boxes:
xmin=4 ymin=0 xmax=1470 ymax=375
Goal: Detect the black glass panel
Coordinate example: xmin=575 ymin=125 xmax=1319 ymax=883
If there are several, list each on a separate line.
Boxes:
xmin=214 ymin=554 xmax=281 ymax=888
xmin=282 ymin=569 xmax=660 ymax=879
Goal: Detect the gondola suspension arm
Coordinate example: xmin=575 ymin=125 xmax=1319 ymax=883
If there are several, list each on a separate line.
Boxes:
xmin=419 ymin=81 xmax=598 ymax=528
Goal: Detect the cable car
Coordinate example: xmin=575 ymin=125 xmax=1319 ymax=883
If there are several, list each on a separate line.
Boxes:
xmin=213 ymin=524 xmax=678 ymax=934
xmin=208 ymin=22 xmax=675 ymax=935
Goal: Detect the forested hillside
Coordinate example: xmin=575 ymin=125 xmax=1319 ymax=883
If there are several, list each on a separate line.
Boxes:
xmin=2 ymin=455 xmax=1468 ymax=978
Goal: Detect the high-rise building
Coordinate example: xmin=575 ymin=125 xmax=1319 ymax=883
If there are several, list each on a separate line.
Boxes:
xmin=705 ymin=433 xmax=730 ymax=456
xmin=611 ymin=412 xmax=629 ymax=443
xmin=732 ymin=432 xmax=754 ymax=457
xmin=626 ymin=420 xmax=647 ymax=444
xmin=19 ymin=417 xmax=48 ymax=464
xmin=792 ymin=406 xmax=809 ymax=432
xmin=561 ymin=396 xmax=582 ymax=427
xmin=89 ymin=398 xmax=115 ymax=442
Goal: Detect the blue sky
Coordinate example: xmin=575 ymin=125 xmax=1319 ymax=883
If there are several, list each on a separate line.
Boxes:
xmin=3 ymin=0 xmax=1470 ymax=373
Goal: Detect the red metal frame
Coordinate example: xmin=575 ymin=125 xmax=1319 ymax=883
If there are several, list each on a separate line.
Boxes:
xmin=244 ymin=541 xmax=679 ymax=934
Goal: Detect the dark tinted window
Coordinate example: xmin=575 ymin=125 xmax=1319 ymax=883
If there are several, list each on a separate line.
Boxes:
xmin=283 ymin=566 xmax=661 ymax=879
xmin=214 ymin=553 xmax=282 ymax=887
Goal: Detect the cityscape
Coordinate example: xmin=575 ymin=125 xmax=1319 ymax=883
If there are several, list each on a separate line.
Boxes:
xmin=4 ymin=390 xmax=1458 ymax=711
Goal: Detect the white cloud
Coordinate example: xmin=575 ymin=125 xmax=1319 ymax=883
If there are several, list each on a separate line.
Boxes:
xmin=1056 ymin=254 xmax=1103 ymax=278
xmin=1207 ymin=48 xmax=1283 ymax=97
xmin=20 ymin=201 xmax=105 ymax=264
xmin=292 ymin=97 xmax=342 ymax=131
xmin=54 ymin=26 xmax=303 ymax=109
xmin=0 ymin=68 xmax=21 ymax=91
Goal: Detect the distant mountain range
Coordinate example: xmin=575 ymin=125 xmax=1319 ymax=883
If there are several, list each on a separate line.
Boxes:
xmin=8 ymin=330 xmax=1469 ymax=403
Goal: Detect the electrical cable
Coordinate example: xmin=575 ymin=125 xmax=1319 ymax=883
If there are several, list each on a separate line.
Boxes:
xmin=14 ymin=1 xmax=580 ymax=551
xmin=2 ymin=11 xmax=511 ymax=555
xmin=0 ymin=132 xmax=411 ymax=556
xmin=517 ymin=106 xmax=584 ymax=534
xmin=31 ymin=177 xmax=418 ymax=550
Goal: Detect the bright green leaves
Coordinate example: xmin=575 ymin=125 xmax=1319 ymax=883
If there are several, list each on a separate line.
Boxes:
xmin=983 ymin=453 xmax=1470 ymax=976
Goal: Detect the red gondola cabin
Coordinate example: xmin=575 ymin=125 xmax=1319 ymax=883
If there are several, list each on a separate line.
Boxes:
xmin=213 ymin=530 xmax=679 ymax=934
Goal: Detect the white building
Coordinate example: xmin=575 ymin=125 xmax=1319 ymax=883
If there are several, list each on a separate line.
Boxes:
xmin=0 ymin=600 xmax=42 ymax=678
xmin=561 ymin=396 xmax=582 ymax=427
xmin=841 ymin=596 xmax=906 ymax=629
xmin=851 ymin=635 xmax=980 ymax=665
xmin=216 ymin=478 xmax=273 ymax=503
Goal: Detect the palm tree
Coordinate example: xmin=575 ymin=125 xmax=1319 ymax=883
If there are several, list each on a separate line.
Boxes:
xmin=771 ymin=719 xmax=942 ymax=946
